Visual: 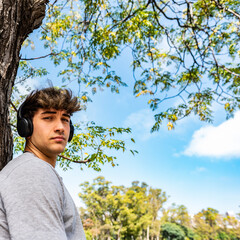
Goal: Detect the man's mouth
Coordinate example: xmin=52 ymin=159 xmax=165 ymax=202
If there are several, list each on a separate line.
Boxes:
xmin=52 ymin=136 xmax=65 ymax=141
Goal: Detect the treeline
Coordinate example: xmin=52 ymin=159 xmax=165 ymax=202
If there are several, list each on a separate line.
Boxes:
xmin=79 ymin=176 xmax=240 ymax=240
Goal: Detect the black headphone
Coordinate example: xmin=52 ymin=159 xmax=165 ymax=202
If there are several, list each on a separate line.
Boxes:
xmin=17 ymin=103 xmax=74 ymax=142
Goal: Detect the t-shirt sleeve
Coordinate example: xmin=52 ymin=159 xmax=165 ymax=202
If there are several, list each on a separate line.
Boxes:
xmin=1 ymin=160 xmax=67 ymax=240
xmin=0 ymin=197 xmax=10 ymax=240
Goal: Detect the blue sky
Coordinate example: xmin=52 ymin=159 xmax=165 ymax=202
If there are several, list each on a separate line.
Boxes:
xmin=58 ymin=83 xmax=240 ymax=216
xmin=17 ymin=29 xmax=240 ymax=217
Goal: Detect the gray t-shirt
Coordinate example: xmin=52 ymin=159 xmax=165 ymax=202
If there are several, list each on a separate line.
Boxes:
xmin=0 ymin=152 xmax=86 ymax=240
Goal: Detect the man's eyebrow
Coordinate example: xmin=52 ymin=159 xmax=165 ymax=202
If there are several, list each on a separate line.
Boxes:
xmin=41 ymin=111 xmax=57 ymax=115
xmin=63 ymin=113 xmax=71 ymax=118
xmin=41 ymin=111 xmax=71 ymax=118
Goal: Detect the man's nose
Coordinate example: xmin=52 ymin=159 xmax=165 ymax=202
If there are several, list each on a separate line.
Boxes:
xmin=54 ymin=119 xmax=65 ymax=132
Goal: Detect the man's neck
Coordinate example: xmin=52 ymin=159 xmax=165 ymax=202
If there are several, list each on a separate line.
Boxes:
xmin=25 ymin=143 xmax=57 ymax=168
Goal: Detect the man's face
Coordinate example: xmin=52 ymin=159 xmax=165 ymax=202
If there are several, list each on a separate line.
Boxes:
xmin=30 ymin=108 xmax=71 ymax=158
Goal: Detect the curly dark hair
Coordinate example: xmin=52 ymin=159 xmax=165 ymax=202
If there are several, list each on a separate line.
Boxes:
xmin=20 ymin=87 xmax=81 ymax=120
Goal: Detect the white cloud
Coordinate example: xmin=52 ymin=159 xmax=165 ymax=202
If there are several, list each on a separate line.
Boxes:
xmin=184 ymin=111 xmax=240 ymax=159
xmin=191 ymin=167 xmax=207 ymax=175
xmin=124 ymin=109 xmax=157 ymax=140
xmin=195 ymin=167 xmax=207 ymax=172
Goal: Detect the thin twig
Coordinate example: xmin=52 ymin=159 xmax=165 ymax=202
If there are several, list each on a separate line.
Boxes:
xmin=10 ymin=124 xmax=17 ymax=129
xmin=220 ymin=66 xmax=240 ymax=78
xmin=109 ymin=0 xmax=151 ymax=31
xmin=10 ymin=101 xmax=18 ymax=112
xmin=58 ymin=154 xmax=91 ymax=164
xmin=58 ymin=145 xmax=102 ymax=164
xmin=20 ymin=53 xmax=57 ymax=61
xmin=213 ymin=0 xmax=240 ymax=20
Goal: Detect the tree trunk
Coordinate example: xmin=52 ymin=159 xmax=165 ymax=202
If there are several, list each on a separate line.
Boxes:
xmin=0 ymin=0 xmax=48 ymax=170
xmin=146 ymin=226 xmax=149 ymax=240
xmin=117 ymin=227 xmax=121 ymax=240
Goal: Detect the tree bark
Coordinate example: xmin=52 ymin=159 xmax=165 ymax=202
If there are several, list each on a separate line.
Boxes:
xmin=0 ymin=0 xmax=49 ymax=170
xmin=147 ymin=226 xmax=149 ymax=240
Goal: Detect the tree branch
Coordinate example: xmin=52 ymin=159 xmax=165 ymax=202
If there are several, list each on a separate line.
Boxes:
xmin=152 ymin=0 xmax=184 ymax=28
xmin=220 ymin=66 xmax=240 ymax=78
xmin=10 ymin=100 xmax=18 ymax=112
xmin=10 ymin=124 xmax=17 ymax=129
xmin=20 ymin=52 xmax=57 ymax=61
xmin=109 ymin=0 xmax=151 ymax=31
xmin=58 ymin=145 xmax=102 ymax=164
xmin=58 ymin=154 xmax=92 ymax=164
xmin=213 ymin=0 xmax=240 ymax=20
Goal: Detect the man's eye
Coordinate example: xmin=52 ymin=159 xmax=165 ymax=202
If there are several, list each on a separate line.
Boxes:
xmin=43 ymin=117 xmax=52 ymax=120
xmin=63 ymin=118 xmax=69 ymax=122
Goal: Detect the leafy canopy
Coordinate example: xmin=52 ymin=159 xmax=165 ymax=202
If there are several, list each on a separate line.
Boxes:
xmin=21 ymin=0 xmax=240 ymax=129
xmin=15 ymin=0 xmax=240 ymax=168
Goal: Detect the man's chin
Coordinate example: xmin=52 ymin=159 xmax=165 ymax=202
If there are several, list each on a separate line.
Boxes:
xmin=50 ymin=147 xmax=66 ymax=156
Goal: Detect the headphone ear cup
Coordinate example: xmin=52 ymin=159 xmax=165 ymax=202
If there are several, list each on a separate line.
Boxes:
xmin=68 ymin=121 xmax=74 ymax=142
xmin=17 ymin=118 xmax=33 ymax=138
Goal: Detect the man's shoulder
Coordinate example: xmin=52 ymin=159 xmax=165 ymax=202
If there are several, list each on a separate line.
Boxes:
xmin=0 ymin=153 xmax=61 ymax=190
xmin=1 ymin=152 xmax=48 ymax=175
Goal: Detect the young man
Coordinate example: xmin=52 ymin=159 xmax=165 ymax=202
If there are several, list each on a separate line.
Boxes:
xmin=0 ymin=88 xmax=86 ymax=240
